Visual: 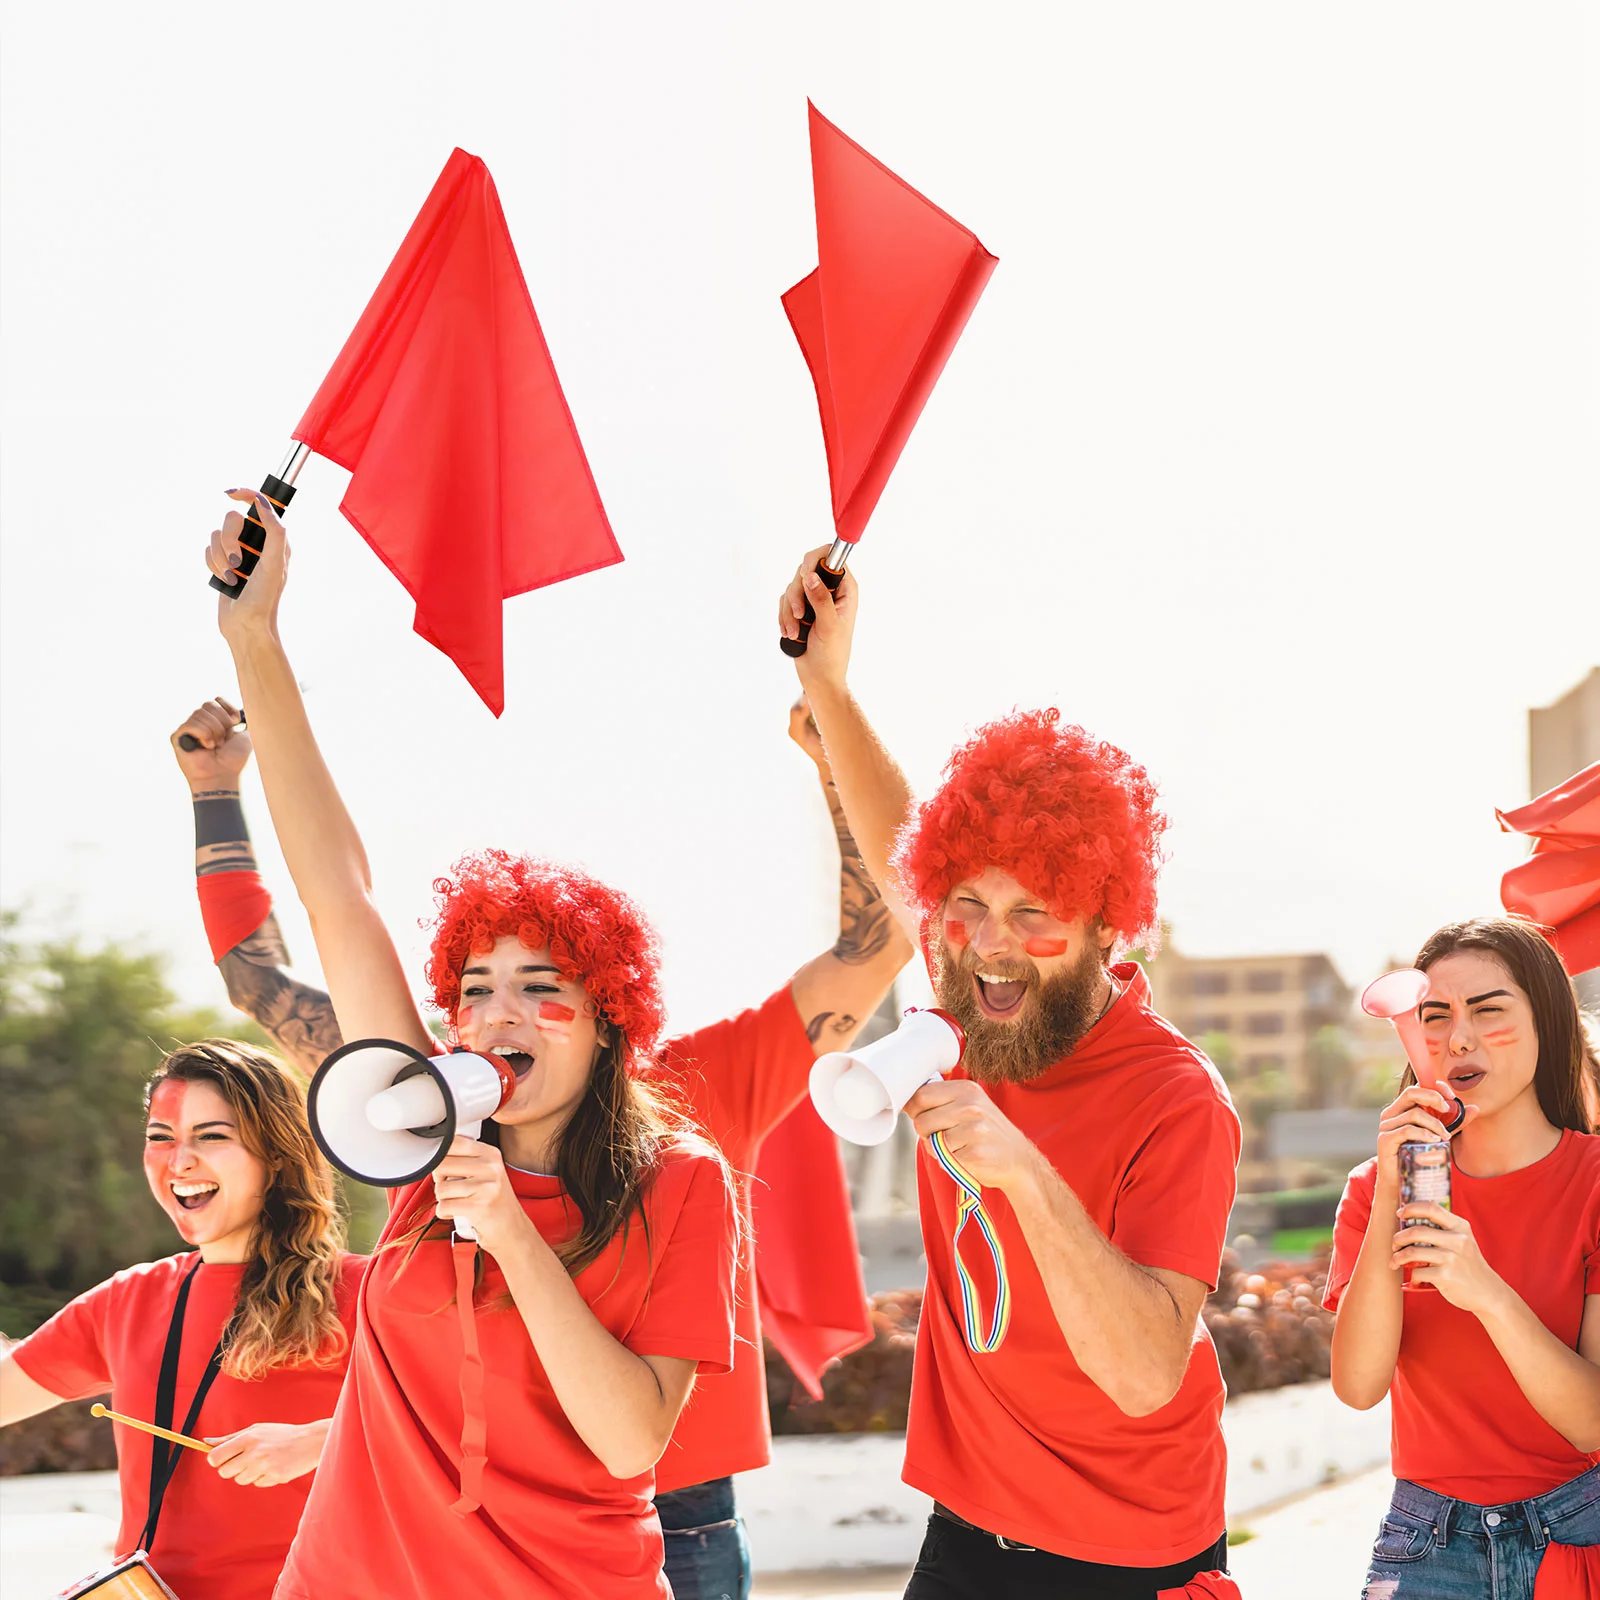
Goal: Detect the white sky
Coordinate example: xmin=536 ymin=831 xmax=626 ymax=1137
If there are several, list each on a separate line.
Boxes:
xmin=2 ymin=1 xmax=1597 ymax=1035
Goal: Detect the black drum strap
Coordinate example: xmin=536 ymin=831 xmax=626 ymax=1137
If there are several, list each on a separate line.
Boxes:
xmin=138 ymin=1258 xmax=234 ymax=1554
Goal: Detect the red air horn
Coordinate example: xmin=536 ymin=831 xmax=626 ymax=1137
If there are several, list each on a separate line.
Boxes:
xmin=1360 ymin=969 xmax=1467 ymax=1134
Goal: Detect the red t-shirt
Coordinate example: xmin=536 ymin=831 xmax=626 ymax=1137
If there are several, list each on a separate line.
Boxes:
xmin=650 ymin=987 xmax=820 ymax=1493
xmin=276 ymin=1143 xmax=738 ymax=1600
xmin=11 ymin=1252 xmax=365 ymax=1600
xmin=1324 ymin=1127 xmax=1600 ymax=1503
xmin=903 ymin=963 xmax=1242 ymax=1566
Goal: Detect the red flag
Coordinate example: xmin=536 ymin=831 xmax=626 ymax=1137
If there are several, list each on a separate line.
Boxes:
xmin=1497 ymin=762 xmax=1600 ymax=975
xmin=750 ymin=1098 xmax=873 ymax=1398
xmin=294 ymin=149 xmax=620 ymax=714
xmin=783 ymin=104 xmax=997 ymax=544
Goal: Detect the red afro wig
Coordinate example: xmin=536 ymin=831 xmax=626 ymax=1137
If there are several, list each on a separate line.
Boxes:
xmin=893 ymin=709 xmax=1168 ymax=950
xmin=426 ymin=850 xmax=666 ymax=1059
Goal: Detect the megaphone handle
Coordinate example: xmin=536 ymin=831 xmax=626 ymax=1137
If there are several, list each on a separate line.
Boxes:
xmin=209 ymin=443 xmax=311 ymax=597
xmin=779 ymin=541 xmax=850 ymax=658
xmin=446 ymin=1116 xmax=483 ymax=1241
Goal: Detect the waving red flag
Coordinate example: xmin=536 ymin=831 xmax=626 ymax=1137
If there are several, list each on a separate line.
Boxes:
xmin=1498 ymin=761 xmax=1600 ymax=974
xmin=294 ymin=148 xmax=620 ymax=714
xmin=783 ymin=104 xmax=997 ymax=546
xmin=750 ymin=1098 xmax=872 ymax=1399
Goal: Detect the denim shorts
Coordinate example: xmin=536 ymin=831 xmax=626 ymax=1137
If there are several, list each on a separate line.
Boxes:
xmin=1361 ymin=1463 xmax=1600 ymax=1599
xmin=656 ymin=1476 xmax=751 ymax=1600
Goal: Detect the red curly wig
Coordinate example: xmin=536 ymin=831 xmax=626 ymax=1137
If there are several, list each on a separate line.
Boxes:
xmin=426 ymin=850 xmax=666 ymax=1058
xmin=893 ymin=709 xmax=1168 ymax=950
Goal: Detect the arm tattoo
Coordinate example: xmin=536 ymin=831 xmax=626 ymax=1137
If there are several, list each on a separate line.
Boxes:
xmin=220 ymin=924 xmax=344 ymax=1077
xmin=194 ymin=789 xmax=258 ymax=878
xmin=825 ymin=780 xmax=894 ymax=967
xmin=806 ymin=1009 xmax=859 ymax=1046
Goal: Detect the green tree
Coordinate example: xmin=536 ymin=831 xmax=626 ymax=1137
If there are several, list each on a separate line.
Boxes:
xmin=1307 ymin=1024 xmax=1355 ymax=1109
xmin=0 ymin=917 xmax=257 ymax=1329
xmin=1198 ymin=1030 xmax=1239 ymax=1085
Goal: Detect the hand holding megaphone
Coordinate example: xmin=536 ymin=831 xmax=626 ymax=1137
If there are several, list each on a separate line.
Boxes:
xmin=810 ymin=1008 xmax=967 ymax=1145
xmin=308 ymin=1039 xmax=517 ymax=1240
xmin=1360 ymin=969 xmax=1467 ymax=1135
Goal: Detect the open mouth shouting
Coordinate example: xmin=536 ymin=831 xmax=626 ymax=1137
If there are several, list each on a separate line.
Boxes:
xmin=974 ymin=970 xmax=1031 ymax=1021
xmin=488 ymin=1044 xmax=536 ymax=1080
xmin=171 ymin=1180 xmax=219 ymax=1213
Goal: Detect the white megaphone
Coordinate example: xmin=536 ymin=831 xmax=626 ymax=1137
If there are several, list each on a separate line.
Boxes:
xmin=810 ymin=1008 xmax=967 ymax=1145
xmin=308 ymin=1039 xmax=517 ymax=1239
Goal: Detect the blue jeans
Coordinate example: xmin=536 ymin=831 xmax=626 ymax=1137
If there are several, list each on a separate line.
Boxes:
xmin=656 ymin=1477 xmax=751 ymax=1600
xmin=1361 ymin=1464 xmax=1600 ymax=1598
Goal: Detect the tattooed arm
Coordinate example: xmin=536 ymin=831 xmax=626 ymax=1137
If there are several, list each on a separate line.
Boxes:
xmin=171 ymin=698 xmax=344 ymax=1078
xmin=787 ymin=697 xmax=914 ymax=1056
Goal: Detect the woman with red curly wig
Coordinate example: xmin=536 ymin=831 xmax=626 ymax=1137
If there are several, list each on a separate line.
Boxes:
xmin=204 ymin=500 xmax=739 ymax=1600
xmin=779 ymin=550 xmax=1243 ymax=1600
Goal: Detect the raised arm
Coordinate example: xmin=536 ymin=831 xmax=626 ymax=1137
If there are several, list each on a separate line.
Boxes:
xmin=207 ymin=491 xmax=429 ymax=1052
xmin=786 ymin=696 xmax=914 ymax=1053
xmin=778 ymin=547 xmax=918 ymax=939
xmin=169 ymin=698 xmax=343 ymax=1077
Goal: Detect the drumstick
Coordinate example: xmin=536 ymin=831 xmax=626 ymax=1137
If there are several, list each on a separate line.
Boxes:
xmin=90 ymin=1403 xmax=213 ymax=1454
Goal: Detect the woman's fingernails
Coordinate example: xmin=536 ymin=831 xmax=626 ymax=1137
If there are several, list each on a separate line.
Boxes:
xmin=227 ymin=551 xmax=243 ymax=567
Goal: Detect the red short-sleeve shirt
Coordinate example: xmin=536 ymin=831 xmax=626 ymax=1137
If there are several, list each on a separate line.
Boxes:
xmin=276 ymin=1143 xmax=738 ymax=1600
xmin=1324 ymin=1128 xmax=1600 ymax=1503
xmin=650 ymin=987 xmax=819 ymax=1493
xmin=10 ymin=1252 xmax=365 ymax=1600
xmin=903 ymin=963 xmax=1242 ymax=1566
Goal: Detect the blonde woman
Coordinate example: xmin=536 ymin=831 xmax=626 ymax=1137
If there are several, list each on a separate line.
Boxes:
xmin=0 ymin=1041 xmax=365 ymax=1600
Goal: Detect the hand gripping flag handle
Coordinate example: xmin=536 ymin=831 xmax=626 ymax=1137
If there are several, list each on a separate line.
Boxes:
xmin=208 ymin=442 xmax=312 ymax=598
xmin=780 ymin=539 xmax=852 ymax=658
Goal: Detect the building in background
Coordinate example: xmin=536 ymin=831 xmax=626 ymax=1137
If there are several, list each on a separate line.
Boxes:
xmin=1529 ymin=667 xmax=1600 ymax=801
xmin=1145 ymin=940 xmax=1391 ymax=1196
xmin=1528 ymin=668 xmax=1600 ymax=1009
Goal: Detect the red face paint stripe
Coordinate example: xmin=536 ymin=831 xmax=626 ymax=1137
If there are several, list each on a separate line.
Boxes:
xmin=539 ymin=1001 xmax=576 ymax=1024
xmin=148 ymin=1078 xmax=186 ymax=1122
xmin=1024 ymin=937 xmax=1070 ymax=959
xmin=943 ymin=920 xmax=970 ymax=948
xmin=1481 ymin=1028 xmax=1518 ymax=1045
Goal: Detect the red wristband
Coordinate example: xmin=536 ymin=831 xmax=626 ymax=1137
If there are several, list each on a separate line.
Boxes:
xmin=197 ymin=870 xmax=275 ymax=963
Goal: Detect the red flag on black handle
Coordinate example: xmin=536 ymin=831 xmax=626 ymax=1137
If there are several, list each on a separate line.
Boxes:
xmin=779 ymin=104 xmax=996 ymax=656
xmin=218 ymin=149 xmax=620 ymax=716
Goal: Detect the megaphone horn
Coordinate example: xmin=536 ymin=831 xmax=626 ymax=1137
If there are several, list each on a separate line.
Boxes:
xmin=1360 ymin=969 xmax=1466 ymax=1134
xmin=810 ymin=1008 xmax=966 ymax=1146
xmin=308 ymin=1040 xmax=517 ymax=1236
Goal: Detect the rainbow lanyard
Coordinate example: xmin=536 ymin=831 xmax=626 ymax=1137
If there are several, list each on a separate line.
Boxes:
xmin=929 ymin=1130 xmax=1012 ymax=1354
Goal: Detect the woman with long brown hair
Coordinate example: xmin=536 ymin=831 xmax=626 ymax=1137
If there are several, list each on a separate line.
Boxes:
xmin=205 ymin=494 xmax=739 ymax=1600
xmin=0 ymin=1039 xmax=365 ymax=1600
xmin=1326 ymin=915 xmax=1600 ymax=1597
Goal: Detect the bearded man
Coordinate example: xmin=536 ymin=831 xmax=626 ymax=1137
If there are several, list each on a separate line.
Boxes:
xmin=780 ymin=552 xmax=1243 ymax=1600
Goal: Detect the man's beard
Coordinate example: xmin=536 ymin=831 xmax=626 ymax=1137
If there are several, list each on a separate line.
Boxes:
xmin=935 ymin=939 xmax=1108 ymax=1086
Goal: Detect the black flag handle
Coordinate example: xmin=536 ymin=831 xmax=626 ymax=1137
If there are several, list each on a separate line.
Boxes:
xmin=177 ymin=711 xmax=247 ymax=754
xmin=209 ymin=443 xmax=312 ymax=598
xmin=779 ymin=539 xmax=852 ymax=658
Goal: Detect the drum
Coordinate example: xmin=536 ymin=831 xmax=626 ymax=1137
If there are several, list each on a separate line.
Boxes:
xmin=58 ymin=1552 xmax=178 ymax=1600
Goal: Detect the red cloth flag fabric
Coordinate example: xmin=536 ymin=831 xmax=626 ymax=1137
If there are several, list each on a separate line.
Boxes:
xmin=1498 ymin=762 xmax=1600 ymax=975
xmin=750 ymin=1096 xmax=873 ymax=1399
xmin=782 ymin=104 xmax=997 ymax=544
xmin=294 ymin=148 xmax=620 ymax=715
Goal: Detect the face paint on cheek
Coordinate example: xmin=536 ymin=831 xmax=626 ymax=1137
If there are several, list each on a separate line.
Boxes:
xmin=1024 ymin=937 xmax=1071 ymax=960
xmin=1481 ymin=1027 xmax=1519 ymax=1047
xmin=539 ymin=1001 xmax=576 ymax=1024
xmin=943 ymin=920 xmax=970 ymax=949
